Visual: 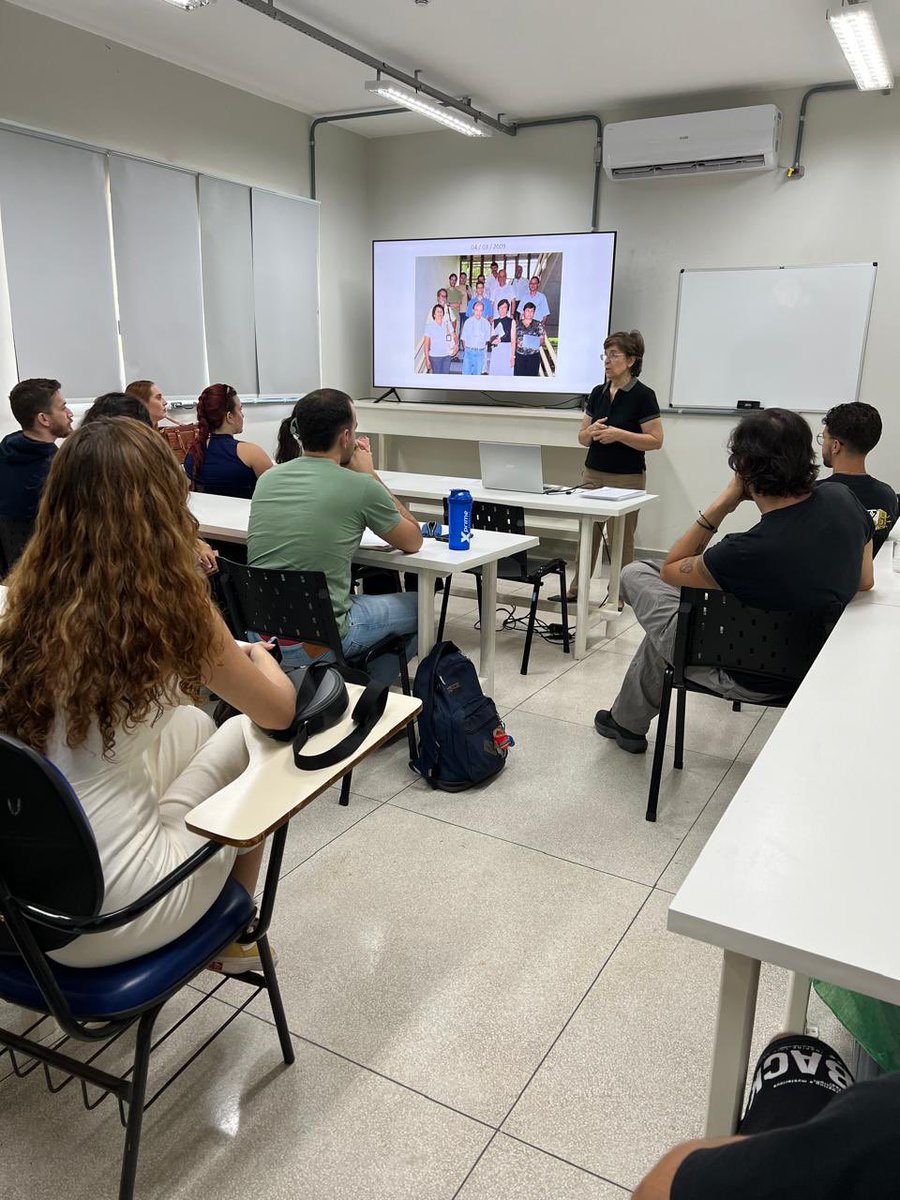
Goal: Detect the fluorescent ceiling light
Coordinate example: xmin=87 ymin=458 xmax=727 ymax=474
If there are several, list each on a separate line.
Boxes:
xmin=827 ymin=2 xmax=894 ymax=91
xmin=160 ymin=0 xmax=215 ymax=11
xmin=364 ymin=79 xmax=491 ymax=137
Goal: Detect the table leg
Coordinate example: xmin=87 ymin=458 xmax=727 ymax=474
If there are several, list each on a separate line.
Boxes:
xmin=783 ymin=972 xmax=811 ymax=1034
xmin=604 ymin=514 xmax=626 ymax=613
xmin=574 ymin=516 xmax=593 ymax=661
xmin=705 ymin=950 xmax=761 ymax=1137
xmin=479 ymin=560 xmax=497 ymax=695
xmin=417 ymin=570 xmax=437 ymax=662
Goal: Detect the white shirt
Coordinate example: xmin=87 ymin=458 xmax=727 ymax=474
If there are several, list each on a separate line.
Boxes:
xmin=493 ymin=283 xmax=515 ymax=311
xmin=512 ymin=276 xmax=531 ymax=304
xmin=523 ymin=289 xmax=550 ymax=322
xmin=486 ymin=274 xmax=501 ymax=299
xmin=462 ymin=316 xmax=491 ymax=350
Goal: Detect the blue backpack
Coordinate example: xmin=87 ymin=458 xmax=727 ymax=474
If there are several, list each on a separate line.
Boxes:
xmin=411 ymin=641 xmax=512 ymax=791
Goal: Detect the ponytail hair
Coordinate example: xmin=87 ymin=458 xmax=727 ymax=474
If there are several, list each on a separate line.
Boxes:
xmin=275 ymin=398 xmax=304 ymax=464
xmin=604 ymin=329 xmax=645 ymax=378
xmin=186 ymin=384 xmax=238 ymax=487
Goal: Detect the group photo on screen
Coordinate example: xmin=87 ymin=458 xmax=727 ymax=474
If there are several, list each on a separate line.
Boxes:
xmin=413 ymin=252 xmax=562 ymax=379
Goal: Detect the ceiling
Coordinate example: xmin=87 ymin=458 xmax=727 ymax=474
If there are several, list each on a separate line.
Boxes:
xmin=8 ymin=0 xmax=900 ymax=137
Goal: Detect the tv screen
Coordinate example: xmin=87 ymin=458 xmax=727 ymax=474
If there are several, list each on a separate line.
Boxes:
xmin=372 ymin=232 xmax=616 ymax=395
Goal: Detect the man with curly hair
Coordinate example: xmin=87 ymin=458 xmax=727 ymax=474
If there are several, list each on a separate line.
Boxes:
xmin=595 ymin=409 xmax=875 ymax=754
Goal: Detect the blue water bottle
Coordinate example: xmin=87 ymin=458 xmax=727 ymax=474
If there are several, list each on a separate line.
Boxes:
xmin=447 ymin=489 xmax=473 ymax=551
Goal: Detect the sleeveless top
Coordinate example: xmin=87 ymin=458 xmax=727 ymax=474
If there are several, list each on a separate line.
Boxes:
xmin=184 ymin=434 xmax=258 ymax=499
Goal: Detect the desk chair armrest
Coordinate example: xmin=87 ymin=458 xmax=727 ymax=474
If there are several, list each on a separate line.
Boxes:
xmin=16 ymin=841 xmax=226 ymax=935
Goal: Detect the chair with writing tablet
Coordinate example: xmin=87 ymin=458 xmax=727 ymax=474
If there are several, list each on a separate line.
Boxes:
xmin=646 ymin=589 xmax=840 ymax=822
xmin=215 ymin=558 xmax=417 ymax=793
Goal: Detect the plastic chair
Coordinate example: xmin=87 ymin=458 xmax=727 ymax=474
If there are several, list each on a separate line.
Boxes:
xmin=216 ymin=559 xmax=417 ymax=797
xmin=435 ymin=501 xmax=570 ymax=675
xmin=646 ymin=588 xmax=840 ymax=822
xmin=0 ymin=732 xmax=293 ymax=1200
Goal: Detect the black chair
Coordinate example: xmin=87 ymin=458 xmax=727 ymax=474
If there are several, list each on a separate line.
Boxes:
xmin=0 ymin=733 xmax=293 ymax=1200
xmin=0 ymin=514 xmax=35 ymax=579
xmin=216 ymin=559 xmax=417 ymax=799
xmin=435 ymin=501 xmax=570 ymax=675
xmin=646 ymin=588 xmax=840 ymax=822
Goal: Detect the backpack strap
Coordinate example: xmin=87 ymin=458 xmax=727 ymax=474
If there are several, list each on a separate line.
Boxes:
xmin=415 ymin=641 xmax=455 ymax=776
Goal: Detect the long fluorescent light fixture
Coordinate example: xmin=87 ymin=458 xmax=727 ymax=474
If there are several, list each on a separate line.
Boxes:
xmin=160 ymin=0 xmax=215 ymax=11
xmin=827 ymin=2 xmax=894 ymax=91
xmin=365 ymin=79 xmax=491 ymax=137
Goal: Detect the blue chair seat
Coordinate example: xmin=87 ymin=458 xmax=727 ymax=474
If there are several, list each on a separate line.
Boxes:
xmin=0 ymin=879 xmax=254 ymax=1021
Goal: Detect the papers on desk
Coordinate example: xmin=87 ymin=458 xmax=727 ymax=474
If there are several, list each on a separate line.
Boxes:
xmin=576 ymin=487 xmax=647 ymax=501
xmin=360 ymin=529 xmax=393 ymax=550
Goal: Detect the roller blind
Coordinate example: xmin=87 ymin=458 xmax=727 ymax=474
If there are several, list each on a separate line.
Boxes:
xmin=251 ymin=188 xmax=320 ymax=395
xmin=0 ymin=130 xmax=120 ymax=397
xmin=199 ymin=175 xmax=257 ymax=394
xmin=109 ymin=155 xmax=206 ymax=395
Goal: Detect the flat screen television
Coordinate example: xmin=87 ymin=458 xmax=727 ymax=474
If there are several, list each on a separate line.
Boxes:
xmin=372 ymin=232 xmax=616 ymax=396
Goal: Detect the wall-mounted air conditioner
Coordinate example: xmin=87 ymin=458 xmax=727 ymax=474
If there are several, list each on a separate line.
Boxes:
xmin=603 ymin=105 xmax=782 ymax=180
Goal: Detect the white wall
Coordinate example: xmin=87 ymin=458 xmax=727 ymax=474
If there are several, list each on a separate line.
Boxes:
xmin=367 ymin=86 xmax=900 ymax=550
xmin=0 ymin=0 xmax=371 ymax=440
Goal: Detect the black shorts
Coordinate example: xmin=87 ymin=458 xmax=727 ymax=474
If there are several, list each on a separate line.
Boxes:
xmin=739 ymin=1035 xmax=855 ymax=1136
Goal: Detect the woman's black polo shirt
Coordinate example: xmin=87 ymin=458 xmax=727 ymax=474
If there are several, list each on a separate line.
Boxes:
xmin=584 ymin=378 xmax=660 ymax=475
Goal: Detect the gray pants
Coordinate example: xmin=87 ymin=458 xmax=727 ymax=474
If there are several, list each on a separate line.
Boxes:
xmin=610 ymin=561 xmax=777 ymax=736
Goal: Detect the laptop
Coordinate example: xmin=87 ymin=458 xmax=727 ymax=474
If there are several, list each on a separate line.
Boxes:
xmin=479 ymin=441 xmax=565 ymax=494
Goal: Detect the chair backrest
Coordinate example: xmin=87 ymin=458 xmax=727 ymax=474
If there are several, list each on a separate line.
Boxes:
xmin=673 ymin=588 xmax=841 ymax=690
xmin=441 ymin=499 xmax=529 ymax=576
xmin=216 ymin=558 xmax=345 ymax=660
xmin=0 ymin=515 xmax=35 ymax=578
xmin=0 ymin=734 xmax=103 ymax=954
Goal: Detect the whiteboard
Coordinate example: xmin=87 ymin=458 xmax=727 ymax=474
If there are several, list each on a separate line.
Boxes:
xmin=670 ymin=263 xmax=877 ymax=411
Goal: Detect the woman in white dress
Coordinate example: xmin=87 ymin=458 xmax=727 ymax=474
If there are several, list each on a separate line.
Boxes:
xmin=0 ymin=417 xmax=296 ymax=973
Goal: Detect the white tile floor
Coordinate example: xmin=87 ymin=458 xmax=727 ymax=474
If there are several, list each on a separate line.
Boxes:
xmin=0 ymin=583 xmax=851 ymax=1197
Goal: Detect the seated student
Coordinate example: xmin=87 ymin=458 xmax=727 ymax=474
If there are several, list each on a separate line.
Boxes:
xmin=818 ymin=401 xmax=897 ymax=555
xmin=125 ymin=378 xmax=168 ymax=427
xmin=634 ymin=1032 xmax=900 ymax=1199
xmin=0 ymin=377 xmax=73 ymax=521
xmin=183 ymin=384 xmax=273 ymax=499
xmin=595 ymin=409 xmax=874 ymax=754
xmin=80 ymin=391 xmax=153 ymax=427
xmin=0 ymin=417 xmax=296 ymax=973
xmin=248 ymin=389 xmax=423 ymax=684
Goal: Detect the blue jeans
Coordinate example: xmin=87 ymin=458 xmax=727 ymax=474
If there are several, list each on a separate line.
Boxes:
xmin=251 ymin=591 xmax=418 ymax=686
xmin=463 ymin=347 xmax=486 ymax=375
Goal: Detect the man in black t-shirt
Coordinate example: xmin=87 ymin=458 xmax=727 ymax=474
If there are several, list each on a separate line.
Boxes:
xmin=634 ymin=1033 xmax=900 ymax=1199
xmin=818 ymin=402 xmax=898 ymax=555
xmin=595 ymin=409 xmax=874 ymax=754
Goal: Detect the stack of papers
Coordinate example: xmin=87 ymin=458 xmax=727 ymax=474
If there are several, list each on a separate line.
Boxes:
xmin=577 ymin=487 xmax=647 ymax=501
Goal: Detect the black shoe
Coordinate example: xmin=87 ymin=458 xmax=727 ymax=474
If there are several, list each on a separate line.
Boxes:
xmin=594 ymin=709 xmax=648 ymax=754
xmin=548 ymin=592 xmax=577 ymax=605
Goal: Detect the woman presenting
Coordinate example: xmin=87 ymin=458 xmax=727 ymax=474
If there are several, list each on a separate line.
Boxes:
xmin=556 ymin=329 xmax=663 ymax=604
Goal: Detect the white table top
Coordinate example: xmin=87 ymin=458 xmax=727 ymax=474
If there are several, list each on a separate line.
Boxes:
xmin=854 ymin=539 xmax=900 ymax=607
xmin=379 ymin=471 xmax=658 ymax=519
xmin=188 ymin=492 xmax=538 ymax=575
xmin=187 ymin=685 xmax=422 ymax=847
xmin=668 ymin=595 xmax=900 ymax=1004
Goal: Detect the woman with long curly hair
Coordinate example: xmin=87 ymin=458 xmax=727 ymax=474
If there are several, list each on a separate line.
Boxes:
xmin=0 ymin=418 xmax=295 ymax=972
xmin=184 ymin=384 xmax=272 ymax=498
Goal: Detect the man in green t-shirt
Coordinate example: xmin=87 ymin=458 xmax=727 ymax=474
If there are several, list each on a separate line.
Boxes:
xmin=446 ymin=272 xmax=463 ymax=334
xmin=248 ymin=389 xmax=423 ymax=683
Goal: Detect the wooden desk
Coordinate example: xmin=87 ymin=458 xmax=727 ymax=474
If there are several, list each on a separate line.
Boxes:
xmin=668 ymin=569 xmax=900 ymax=1135
xmin=187 ymin=686 xmax=421 ymax=847
xmin=189 ymin=492 xmax=538 ymax=695
xmin=378 ymin=471 xmax=658 ymax=659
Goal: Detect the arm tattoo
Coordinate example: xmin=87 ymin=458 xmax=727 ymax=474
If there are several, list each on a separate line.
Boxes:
xmin=678 ymin=558 xmax=696 ymax=575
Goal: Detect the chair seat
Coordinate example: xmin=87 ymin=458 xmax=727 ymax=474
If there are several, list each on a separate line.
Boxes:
xmin=0 ymin=879 xmax=254 ymax=1021
xmin=464 ymin=556 xmax=561 ymax=585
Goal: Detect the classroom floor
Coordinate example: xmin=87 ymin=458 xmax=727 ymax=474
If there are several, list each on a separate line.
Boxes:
xmin=0 ymin=577 xmax=853 ymax=1198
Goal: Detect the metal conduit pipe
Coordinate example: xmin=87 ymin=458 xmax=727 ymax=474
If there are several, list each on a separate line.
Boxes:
xmin=787 ymin=81 xmax=858 ymax=179
xmin=515 ymin=115 xmax=603 ymax=230
xmin=234 ymin=0 xmax=516 ymax=137
xmin=309 ymin=108 xmax=405 ymax=199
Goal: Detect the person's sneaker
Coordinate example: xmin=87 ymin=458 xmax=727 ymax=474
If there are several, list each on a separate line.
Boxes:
xmin=208 ymin=940 xmax=279 ymax=976
xmin=594 ymin=709 xmax=648 ymax=754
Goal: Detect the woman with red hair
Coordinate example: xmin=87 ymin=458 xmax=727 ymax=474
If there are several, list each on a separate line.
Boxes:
xmin=184 ymin=384 xmax=273 ymax=498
